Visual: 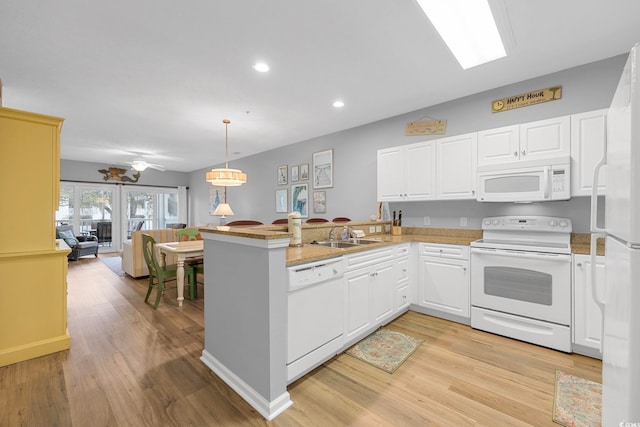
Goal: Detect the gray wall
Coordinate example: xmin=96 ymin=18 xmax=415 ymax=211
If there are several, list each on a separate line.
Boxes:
xmin=189 ymin=54 xmax=626 ymax=232
xmin=61 ymin=159 xmax=190 ymax=187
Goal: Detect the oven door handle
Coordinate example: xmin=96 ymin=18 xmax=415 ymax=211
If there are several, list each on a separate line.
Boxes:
xmin=471 ymin=247 xmax=571 ymax=262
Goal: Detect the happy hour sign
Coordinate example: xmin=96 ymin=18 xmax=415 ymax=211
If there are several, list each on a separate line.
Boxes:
xmin=492 ymin=86 xmax=562 ymax=113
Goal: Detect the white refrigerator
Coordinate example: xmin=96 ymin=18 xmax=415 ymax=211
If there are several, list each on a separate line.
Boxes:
xmin=591 ymin=42 xmax=640 ymax=425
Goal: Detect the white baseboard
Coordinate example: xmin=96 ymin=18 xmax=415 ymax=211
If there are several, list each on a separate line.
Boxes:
xmin=200 ymin=350 xmax=293 ymax=420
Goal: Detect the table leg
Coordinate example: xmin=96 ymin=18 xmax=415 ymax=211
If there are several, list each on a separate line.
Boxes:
xmin=176 ymin=257 xmax=185 ymax=307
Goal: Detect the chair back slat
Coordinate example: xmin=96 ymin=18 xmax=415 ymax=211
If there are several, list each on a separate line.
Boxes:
xmin=141 ymin=233 xmax=162 ymax=279
xmin=176 ymin=228 xmax=200 ymax=241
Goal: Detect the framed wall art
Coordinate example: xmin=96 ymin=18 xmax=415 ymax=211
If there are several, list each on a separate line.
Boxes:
xmin=209 ymin=185 xmax=226 ymax=215
xmin=313 ymin=191 xmax=326 ymax=213
xmin=291 ymin=165 xmax=299 ymax=182
xmin=277 ymin=165 xmax=288 ymax=185
xmin=300 ymin=163 xmax=309 ymax=181
xmin=275 ymin=189 xmax=288 ymax=213
xmin=312 ymin=149 xmax=333 ymax=188
xmin=290 ymin=183 xmax=308 ymax=218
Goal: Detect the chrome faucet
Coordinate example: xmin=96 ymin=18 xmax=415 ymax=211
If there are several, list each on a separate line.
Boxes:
xmin=328 ymin=225 xmax=338 ymax=241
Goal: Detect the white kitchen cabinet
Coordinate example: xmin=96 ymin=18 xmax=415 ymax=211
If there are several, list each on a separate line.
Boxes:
xmin=371 ymin=260 xmax=396 ymax=323
xmin=394 ymin=244 xmax=411 ymax=313
xmin=345 ymin=266 xmax=373 ymax=341
xmin=343 ymin=244 xmax=411 ymax=345
xmin=436 ymin=133 xmax=478 ymax=200
xmin=477 ymin=125 xmax=520 ymax=166
xmin=478 ymin=116 xmax=570 ymax=167
xmin=377 ymin=140 xmax=436 ymax=202
xmin=573 ymin=253 xmax=605 ymax=357
xmin=571 ymin=109 xmax=607 ymax=196
xmin=418 ymin=243 xmax=470 ymax=321
xmin=344 ymin=247 xmax=395 ymax=342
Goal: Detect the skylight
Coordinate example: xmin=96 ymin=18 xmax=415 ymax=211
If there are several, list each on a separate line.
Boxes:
xmin=416 ymin=0 xmax=506 ymax=69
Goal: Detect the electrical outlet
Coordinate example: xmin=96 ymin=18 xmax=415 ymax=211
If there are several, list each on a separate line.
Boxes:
xmin=460 ymin=217 xmax=468 ymax=227
xmin=376 ymin=225 xmax=382 ymax=233
xmin=423 ymin=216 xmax=430 ymax=226
xmin=369 ymin=226 xmax=375 ymax=233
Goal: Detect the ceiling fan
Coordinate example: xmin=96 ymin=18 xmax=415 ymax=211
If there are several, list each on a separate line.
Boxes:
xmin=130 ymin=159 xmax=166 ymax=172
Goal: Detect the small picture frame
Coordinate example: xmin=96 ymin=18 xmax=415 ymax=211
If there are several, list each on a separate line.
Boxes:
xmin=275 ymin=189 xmax=288 ymax=213
xmin=291 ymin=165 xmax=299 ymax=182
xmin=291 ymin=183 xmax=309 ymax=218
xmin=300 ymin=163 xmax=309 ymax=181
xmin=313 ymin=149 xmax=333 ymax=188
xmin=277 ymin=165 xmax=288 ymax=185
xmin=209 ymin=185 xmax=227 ymax=216
xmin=313 ymin=191 xmax=326 ymax=213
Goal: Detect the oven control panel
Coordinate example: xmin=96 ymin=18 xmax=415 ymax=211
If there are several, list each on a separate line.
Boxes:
xmin=481 ymin=216 xmax=572 ymax=232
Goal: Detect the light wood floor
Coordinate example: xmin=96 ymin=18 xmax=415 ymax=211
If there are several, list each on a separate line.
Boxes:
xmin=0 ymin=255 xmax=601 ymax=426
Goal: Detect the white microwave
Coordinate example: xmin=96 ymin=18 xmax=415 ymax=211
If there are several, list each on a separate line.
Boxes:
xmin=476 ymin=157 xmax=571 ymax=202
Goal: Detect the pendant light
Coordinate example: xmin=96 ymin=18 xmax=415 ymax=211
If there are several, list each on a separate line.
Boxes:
xmin=205 ymin=119 xmax=247 ymax=186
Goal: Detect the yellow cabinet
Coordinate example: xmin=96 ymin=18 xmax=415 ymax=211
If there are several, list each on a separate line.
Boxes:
xmin=0 ymin=107 xmax=63 ymax=254
xmin=0 ymin=107 xmax=70 ymax=366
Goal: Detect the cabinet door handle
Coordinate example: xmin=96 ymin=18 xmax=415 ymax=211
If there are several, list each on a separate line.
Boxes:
xmin=521 ymin=149 xmax=526 ymax=156
xmin=513 ymin=151 xmax=518 ymax=157
xmin=576 ymin=262 xmax=582 ymax=267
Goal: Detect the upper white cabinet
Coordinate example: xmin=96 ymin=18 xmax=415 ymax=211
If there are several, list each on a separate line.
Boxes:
xmin=377 ymin=140 xmax=436 ymax=202
xmin=436 ymin=133 xmax=477 ymax=200
xmin=377 ymin=133 xmax=477 ymax=202
xmin=478 ymin=116 xmax=570 ymax=167
xmin=477 ymin=125 xmax=520 ymax=166
xmin=571 ymin=109 xmax=607 ymax=196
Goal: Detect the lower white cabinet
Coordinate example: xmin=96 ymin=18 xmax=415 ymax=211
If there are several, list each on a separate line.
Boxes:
xmin=345 ymin=259 xmax=395 ymax=341
xmin=573 ymin=253 xmax=605 ymax=357
xmin=394 ymin=245 xmax=411 ymax=312
xmin=418 ymin=243 xmax=470 ymax=321
xmin=344 ymin=244 xmax=412 ymax=345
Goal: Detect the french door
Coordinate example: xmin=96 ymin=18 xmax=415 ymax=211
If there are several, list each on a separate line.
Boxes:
xmin=57 ymin=183 xmax=183 ymax=252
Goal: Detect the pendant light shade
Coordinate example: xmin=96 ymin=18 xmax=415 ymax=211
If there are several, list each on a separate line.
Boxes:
xmin=205 ymin=119 xmax=247 ymax=186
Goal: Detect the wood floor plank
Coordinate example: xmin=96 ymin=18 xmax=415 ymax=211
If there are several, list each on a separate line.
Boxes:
xmin=0 ymin=256 xmax=602 ymax=426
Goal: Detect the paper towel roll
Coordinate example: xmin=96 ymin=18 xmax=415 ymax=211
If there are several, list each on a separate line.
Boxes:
xmin=288 ymin=212 xmax=302 ymax=247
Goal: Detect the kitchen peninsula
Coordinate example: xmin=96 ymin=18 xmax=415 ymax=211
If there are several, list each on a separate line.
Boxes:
xmin=197 ymin=222 xmax=481 ymax=420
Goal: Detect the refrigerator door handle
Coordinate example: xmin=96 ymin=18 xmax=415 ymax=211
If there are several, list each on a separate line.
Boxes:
xmin=589 ymin=232 xmax=606 ymax=353
xmin=590 ymin=120 xmax=607 ymax=233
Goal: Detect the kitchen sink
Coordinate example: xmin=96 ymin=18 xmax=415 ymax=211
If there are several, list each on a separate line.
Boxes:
xmin=312 ymin=241 xmax=359 ymax=249
xmin=353 ymin=239 xmax=384 ymax=245
xmin=310 ymin=238 xmax=385 ymax=249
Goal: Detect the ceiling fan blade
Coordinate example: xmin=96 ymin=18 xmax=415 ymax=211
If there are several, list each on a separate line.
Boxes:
xmin=148 ymin=164 xmax=166 ymax=171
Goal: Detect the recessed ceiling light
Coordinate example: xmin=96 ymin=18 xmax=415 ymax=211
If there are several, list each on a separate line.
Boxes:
xmin=253 ymin=62 xmax=270 ymax=72
xmin=333 ymin=100 xmax=345 ymax=108
xmin=416 ymin=0 xmax=506 ymax=69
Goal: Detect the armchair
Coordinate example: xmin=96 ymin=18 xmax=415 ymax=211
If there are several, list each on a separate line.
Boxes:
xmin=56 ymin=225 xmax=99 ymax=261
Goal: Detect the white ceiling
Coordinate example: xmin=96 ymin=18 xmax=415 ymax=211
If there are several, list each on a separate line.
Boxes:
xmin=2 ymin=0 xmax=640 ymax=172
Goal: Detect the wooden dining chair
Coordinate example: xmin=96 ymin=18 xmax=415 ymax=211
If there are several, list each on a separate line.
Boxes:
xmin=272 ymin=218 xmax=289 ymax=224
xmin=225 ymin=220 xmax=264 ymax=226
xmin=306 ymin=218 xmax=329 ymax=223
xmin=332 ymin=217 xmax=351 ymax=222
xmin=175 ymin=228 xmax=204 ymax=289
xmin=141 ymin=233 xmax=196 ymax=309
xmin=176 ymin=228 xmax=201 ymax=241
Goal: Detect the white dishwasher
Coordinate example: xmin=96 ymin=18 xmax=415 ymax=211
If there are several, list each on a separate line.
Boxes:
xmin=287 ymin=257 xmax=345 ymax=383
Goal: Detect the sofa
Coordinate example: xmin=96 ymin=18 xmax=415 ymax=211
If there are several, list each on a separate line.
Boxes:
xmin=122 ymin=229 xmax=180 ymax=278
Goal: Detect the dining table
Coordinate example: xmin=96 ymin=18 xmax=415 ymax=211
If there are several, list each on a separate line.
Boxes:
xmin=155 ymin=240 xmax=204 ymax=307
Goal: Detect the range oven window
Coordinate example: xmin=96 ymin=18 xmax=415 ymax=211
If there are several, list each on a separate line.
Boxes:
xmin=484 ymin=266 xmax=552 ymax=306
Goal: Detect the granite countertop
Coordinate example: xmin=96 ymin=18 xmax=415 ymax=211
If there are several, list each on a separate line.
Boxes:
xmin=285 ymin=228 xmax=483 ymax=266
xmin=200 ymin=224 xmax=606 ymax=266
